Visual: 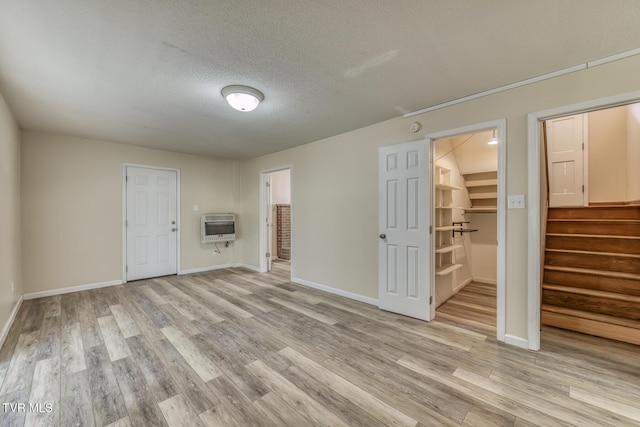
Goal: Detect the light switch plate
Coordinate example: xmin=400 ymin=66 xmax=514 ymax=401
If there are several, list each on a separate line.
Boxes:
xmin=194 ymin=204 xmax=199 ymax=211
xmin=508 ymin=195 xmax=526 ymax=209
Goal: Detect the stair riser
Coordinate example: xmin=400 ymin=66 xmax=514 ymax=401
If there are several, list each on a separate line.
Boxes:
xmin=545 ymin=252 xmax=640 ymax=274
xmin=548 ymin=207 xmax=640 ymax=220
xmin=541 ymin=311 xmax=640 ymax=345
xmin=546 ymin=222 xmax=640 ymax=236
xmin=545 ymin=235 xmax=640 ymax=255
xmin=543 ymin=290 xmax=640 ymax=320
xmin=543 ymin=270 xmax=640 ymax=296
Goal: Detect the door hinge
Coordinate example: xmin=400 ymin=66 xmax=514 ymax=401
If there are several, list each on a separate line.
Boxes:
xmin=126 ymin=175 xmax=128 ymax=182
xmin=125 ymin=220 xmax=128 ymax=227
xmin=582 ymin=142 xmax=584 ymax=150
xmin=266 ymin=182 xmax=270 ymax=187
xmin=266 ymin=252 xmax=271 ymax=258
xmin=582 ymin=185 xmax=585 ymax=193
xmin=429 ymin=296 xmax=433 ymax=305
xmin=126 ymin=265 xmax=128 ymax=272
xmin=429 ymin=225 xmax=433 ymax=234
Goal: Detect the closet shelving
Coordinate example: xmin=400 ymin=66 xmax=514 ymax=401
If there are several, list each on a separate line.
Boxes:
xmin=434 ymin=165 xmax=463 ymax=276
xmin=463 ymin=171 xmax=498 ymax=213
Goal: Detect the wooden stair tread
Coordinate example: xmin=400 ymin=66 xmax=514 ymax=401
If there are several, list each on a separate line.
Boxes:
xmin=544 ymin=204 xmax=640 ymax=345
xmin=543 ymin=265 xmax=640 ymax=281
xmin=547 ymin=219 xmax=640 ymax=223
xmin=542 ymin=304 xmax=640 ymax=330
xmin=550 ymin=205 xmax=640 ymax=209
xmin=545 ymin=248 xmax=640 ymax=258
xmin=542 ymin=284 xmax=640 ymax=303
xmin=546 ymin=233 xmax=640 ymax=240
xmin=542 ymin=309 xmax=640 ymax=345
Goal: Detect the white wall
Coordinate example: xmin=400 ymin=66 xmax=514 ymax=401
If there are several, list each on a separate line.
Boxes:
xmin=449 ymin=130 xmax=498 ymax=175
xmin=270 ymin=169 xmax=291 ymax=205
xmin=627 ymin=103 xmax=640 ymax=202
xmin=236 ymin=54 xmax=640 ymax=341
xmin=21 ymin=132 xmax=238 ymax=294
xmin=0 ymin=91 xmax=21 ymax=341
xmin=468 ymin=213 xmax=497 ymax=284
xmin=588 ymin=106 xmax=628 ymax=203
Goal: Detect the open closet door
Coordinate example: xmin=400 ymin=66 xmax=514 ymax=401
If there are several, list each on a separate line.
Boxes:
xmin=378 ymin=140 xmax=432 ymax=320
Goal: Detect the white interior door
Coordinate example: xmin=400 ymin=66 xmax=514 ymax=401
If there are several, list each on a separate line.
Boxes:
xmin=378 ymin=140 xmax=432 ymax=320
xmin=265 ymin=175 xmax=273 ymax=271
xmin=126 ymin=166 xmax=178 ymax=281
xmin=547 ymin=114 xmax=585 ymax=207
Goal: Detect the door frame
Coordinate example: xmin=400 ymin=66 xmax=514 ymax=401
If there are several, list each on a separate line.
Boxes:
xmin=259 ymin=166 xmax=293 ymax=276
xmin=122 ymin=163 xmax=181 ymax=283
xmin=426 ymin=119 xmax=507 ymax=341
xmin=527 ymin=89 xmax=640 ymax=351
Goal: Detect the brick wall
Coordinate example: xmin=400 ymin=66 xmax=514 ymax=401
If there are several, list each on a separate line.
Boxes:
xmin=276 ymin=204 xmax=291 ymax=260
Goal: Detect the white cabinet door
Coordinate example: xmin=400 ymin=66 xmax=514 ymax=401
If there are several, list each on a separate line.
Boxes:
xmin=547 ymin=114 xmax=585 ymax=207
xmin=378 ymin=140 xmax=432 ymax=320
xmin=126 ymin=166 xmax=178 ymax=281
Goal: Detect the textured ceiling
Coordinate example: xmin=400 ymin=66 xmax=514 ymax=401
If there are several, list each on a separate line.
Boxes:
xmin=1 ymin=1 xmax=640 ymax=159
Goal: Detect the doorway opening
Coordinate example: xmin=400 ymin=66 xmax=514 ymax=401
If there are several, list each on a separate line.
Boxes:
xmin=528 ymin=90 xmax=640 ymax=350
xmin=432 ymin=128 xmax=502 ymax=336
xmin=539 ymin=102 xmax=640 ymax=346
xmin=377 ymin=120 xmax=506 ymax=340
xmin=260 ymin=168 xmax=292 ymax=274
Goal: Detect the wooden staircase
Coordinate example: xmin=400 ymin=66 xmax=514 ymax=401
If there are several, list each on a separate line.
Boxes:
xmin=542 ymin=205 xmax=640 ymax=345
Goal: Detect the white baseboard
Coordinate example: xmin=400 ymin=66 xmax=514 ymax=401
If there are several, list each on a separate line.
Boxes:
xmin=291 ymin=277 xmax=378 ymax=306
xmin=232 ymin=263 xmax=262 ymax=273
xmin=504 ymin=334 xmax=530 ymax=350
xmin=0 ymin=296 xmax=23 ymax=350
xmin=180 ymin=263 xmax=234 ymax=275
xmin=180 ymin=263 xmax=262 ymax=275
xmin=472 ymin=277 xmax=497 ymax=285
xmin=23 ymin=279 xmax=123 ymax=300
xmin=453 ymin=277 xmax=473 ymax=293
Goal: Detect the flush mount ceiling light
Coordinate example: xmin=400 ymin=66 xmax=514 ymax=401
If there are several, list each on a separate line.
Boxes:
xmin=221 ymin=85 xmax=264 ymax=112
xmin=488 ymin=129 xmax=498 ymax=145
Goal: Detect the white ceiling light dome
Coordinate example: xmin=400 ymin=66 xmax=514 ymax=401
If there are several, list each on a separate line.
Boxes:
xmin=221 ymin=85 xmax=264 ymax=112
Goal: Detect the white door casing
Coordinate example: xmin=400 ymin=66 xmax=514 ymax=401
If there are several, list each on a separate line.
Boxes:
xmin=528 ymin=91 xmax=640 ymax=351
xmin=378 ymin=140 xmax=432 ymax=320
xmin=126 ymin=166 xmax=178 ymax=281
xmin=547 ymin=114 xmax=586 ymax=207
xmin=265 ymin=175 xmax=273 ymax=272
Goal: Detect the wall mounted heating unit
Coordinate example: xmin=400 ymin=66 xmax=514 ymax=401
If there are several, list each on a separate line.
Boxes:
xmin=201 ymin=213 xmax=236 ymax=243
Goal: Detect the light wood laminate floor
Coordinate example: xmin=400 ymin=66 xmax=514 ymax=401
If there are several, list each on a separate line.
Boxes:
xmin=1 ymin=261 xmax=640 ymax=426
xmin=436 ymin=281 xmax=497 ymax=335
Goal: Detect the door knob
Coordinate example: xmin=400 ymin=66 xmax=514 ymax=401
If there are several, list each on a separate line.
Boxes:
xmin=171 ymin=228 xmax=177 ymax=232
xmin=379 ymin=233 xmax=386 ymax=239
